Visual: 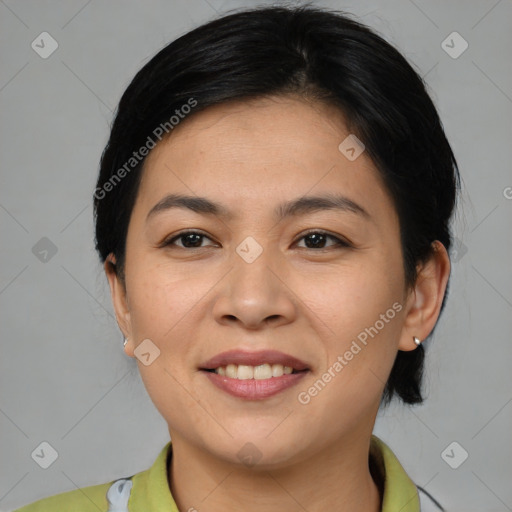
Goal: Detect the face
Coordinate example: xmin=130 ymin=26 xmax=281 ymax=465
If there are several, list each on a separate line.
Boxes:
xmin=108 ymin=96 xmax=420 ymax=468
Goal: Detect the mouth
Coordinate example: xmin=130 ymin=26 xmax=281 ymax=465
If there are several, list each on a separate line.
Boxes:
xmin=199 ymin=349 xmax=310 ymax=400
xmin=199 ymin=349 xmax=310 ymax=376
xmin=201 ymin=363 xmax=307 ymax=379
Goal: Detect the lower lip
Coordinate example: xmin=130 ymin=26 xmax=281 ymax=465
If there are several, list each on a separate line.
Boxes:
xmin=202 ymin=370 xmax=309 ymax=400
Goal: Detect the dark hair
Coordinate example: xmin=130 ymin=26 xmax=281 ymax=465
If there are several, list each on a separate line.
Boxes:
xmin=94 ymin=4 xmax=460 ymax=405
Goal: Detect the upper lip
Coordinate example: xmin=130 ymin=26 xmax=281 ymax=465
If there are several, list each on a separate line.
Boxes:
xmin=200 ymin=350 xmax=310 ymax=371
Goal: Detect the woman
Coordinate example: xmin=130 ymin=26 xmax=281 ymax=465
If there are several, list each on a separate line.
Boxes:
xmin=15 ymin=5 xmax=458 ymax=511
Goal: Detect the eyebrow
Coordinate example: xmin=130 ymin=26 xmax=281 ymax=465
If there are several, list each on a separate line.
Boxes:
xmin=146 ymin=193 xmax=370 ymax=223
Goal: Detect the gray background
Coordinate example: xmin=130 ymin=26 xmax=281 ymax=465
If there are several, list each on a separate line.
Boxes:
xmin=1 ymin=0 xmax=511 ymax=511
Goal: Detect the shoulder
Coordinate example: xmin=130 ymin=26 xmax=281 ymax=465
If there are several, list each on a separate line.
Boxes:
xmin=11 ymin=441 xmax=172 ymax=512
xmin=12 ymin=480 xmax=113 ymax=512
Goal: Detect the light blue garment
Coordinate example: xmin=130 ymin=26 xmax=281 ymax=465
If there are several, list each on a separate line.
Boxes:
xmin=106 ymin=479 xmax=133 ymax=512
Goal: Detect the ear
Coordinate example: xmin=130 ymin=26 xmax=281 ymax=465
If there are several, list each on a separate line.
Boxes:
xmin=104 ymin=253 xmax=134 ymax=357
xmin=398 ymin=241 xmax=451 ymax=351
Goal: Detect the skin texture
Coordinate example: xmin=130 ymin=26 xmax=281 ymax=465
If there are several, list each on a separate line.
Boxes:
xmin=105 ymin=96 xmax=450 ymax=512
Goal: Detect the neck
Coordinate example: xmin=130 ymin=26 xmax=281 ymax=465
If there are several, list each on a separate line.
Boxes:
xmin=168 ymin=431 xmax=381 ymax=512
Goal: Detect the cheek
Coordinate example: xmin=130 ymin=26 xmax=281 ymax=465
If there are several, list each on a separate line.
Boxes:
xmin=126 ymin=259 xmax=209 ymax=340
xmin=303 ymin=259 xmax=403 ymax=339
xmin=301 ymin=256 xmax=405 ymax=396
xmin=124 ymin=263 xmax=208 ymax=422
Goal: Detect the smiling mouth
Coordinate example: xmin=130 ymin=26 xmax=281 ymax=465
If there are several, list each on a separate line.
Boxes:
xmin=201 ymin=363 xmax=309 ymax=400
xmin=202 ymin=363 xmax=308 ymax=380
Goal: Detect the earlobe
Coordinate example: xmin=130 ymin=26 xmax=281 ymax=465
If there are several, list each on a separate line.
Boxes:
xmin=398 ymin=241 xmax=451 ymax=351
xmin=104 ymin=253 xmax=133 ymax=349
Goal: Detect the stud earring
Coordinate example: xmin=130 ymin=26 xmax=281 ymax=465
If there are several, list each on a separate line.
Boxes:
xmin=413 ymin=336 xmax=421 ymax=346
xmin=123 ymin=338 xmax=128 ymax=347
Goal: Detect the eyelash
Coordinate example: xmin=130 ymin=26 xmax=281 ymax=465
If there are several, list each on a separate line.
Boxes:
xmin=161 ymin=229 xmax=352 ymax=251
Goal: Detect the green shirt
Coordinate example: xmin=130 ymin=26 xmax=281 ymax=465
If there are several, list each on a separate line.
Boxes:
xmin=13 ymin=435 xmax=420 ymax=511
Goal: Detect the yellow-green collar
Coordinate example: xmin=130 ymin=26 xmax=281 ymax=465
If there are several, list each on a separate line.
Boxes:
xmin=130 ymin=435 xmax=419 ymax=511
xmin=13 ymin=435 xmax=419 ymax=511
xmin=370 ymin=435 xmax=420 ymax=511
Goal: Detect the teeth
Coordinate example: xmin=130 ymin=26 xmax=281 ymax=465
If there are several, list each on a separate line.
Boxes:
xmin=254 ymin=363 xmax=272 ymax=380
xmin=213 ymin=363 xmax=295 ymax=379
xmin=226 ymin=364 xmax=237 ymax=378
xmin=237 ymin=365 xmax=253 ymax=380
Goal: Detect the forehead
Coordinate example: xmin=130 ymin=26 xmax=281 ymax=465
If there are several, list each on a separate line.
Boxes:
xmin=135 ymin=96 xmax=393 ymax=221
xmin=149 ymin=96 xmax=352 ymax=161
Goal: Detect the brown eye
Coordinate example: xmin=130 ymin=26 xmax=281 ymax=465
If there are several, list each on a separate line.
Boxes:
xmin=162 ymin=229 xmax=350 ymax=251
xmin=296 ymin=231 xmax=350 ymax=250
xmin=163 ymin=230 xmax=217 ymax=249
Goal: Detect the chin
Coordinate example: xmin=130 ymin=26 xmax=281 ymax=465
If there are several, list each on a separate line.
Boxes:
xmin=208 ymin=431 xmax=306 ymax=469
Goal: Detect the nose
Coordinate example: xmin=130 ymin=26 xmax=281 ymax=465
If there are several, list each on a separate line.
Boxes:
xmin=212 ymin=244 xmax=297 ymax=330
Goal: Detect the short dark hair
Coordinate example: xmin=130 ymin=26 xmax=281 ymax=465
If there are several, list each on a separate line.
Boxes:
xmin=94 ymin=5 xmax=460 ymax=405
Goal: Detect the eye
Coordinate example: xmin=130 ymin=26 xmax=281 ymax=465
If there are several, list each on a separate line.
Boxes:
xmin=295 ymin=230 xmax=351 ymax=250
xmin=162 ymin=230 xmax=217 ymax=249
xmin=161 ymin=229 xmax=351 ymax=251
